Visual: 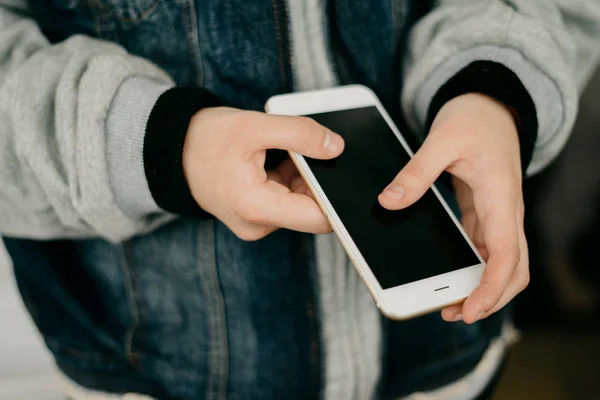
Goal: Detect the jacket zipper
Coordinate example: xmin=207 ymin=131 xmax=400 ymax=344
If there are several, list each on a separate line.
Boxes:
xmin=326 ymin=0 xmax=348 ymax=85
xmin=272 ymin=0 xmax=293 ymax=92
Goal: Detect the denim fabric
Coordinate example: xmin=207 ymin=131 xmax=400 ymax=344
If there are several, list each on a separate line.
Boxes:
xmin=5 ymin=220 xmax=321 ymax=400
xmin=5 ymin=1 xmax=503 ymax=398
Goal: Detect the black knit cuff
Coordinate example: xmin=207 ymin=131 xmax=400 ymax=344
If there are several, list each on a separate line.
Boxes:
xmin=426 ymin=61 xmax=538 ymax=173
xmin=143 ymin=87 xmax=221 ymax=216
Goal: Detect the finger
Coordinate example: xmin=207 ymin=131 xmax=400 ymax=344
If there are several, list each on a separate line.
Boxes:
xmin=452 ymin=176 xmax=475 ymax=217
xmin=290 ymin=175 xmax=312 ymax=197
xmin=272 ymin=159 xmax=313 ymax=198
xmin=483 ymin=262 xmax=529 ymax=318
xmin=452 ymin=177 xmax=490 ymax=259
xmin=441 ymin=305 xmax=464 ymax=322
xmin=275 ymin=158 xmax=300 ymax=187
xmin=483 ymin=217 xmax=529 ymax=316
xmin=460 ymin=209 xmax=478 ymax=244
xmin=243 ymin=181 xmax=331 ymax=234
xmin=461 ymin=207 xmax=521 ymax=324
xmin=379 ymin=135 xmax=456 ymax=210
xmin=442 ymin=222 xmax=519 ymax=324
xmin=266 ymin=170 xmax=285 ymax=185
xmin=231 ymin=222 xmax=279 ymax=242
xmin=253 ymin=114 xmax=344 ymax=159
xmin=444 ymin=222 xmax=524 ymax=323
xmin=471 ymin=218 xmax=489 ymax=261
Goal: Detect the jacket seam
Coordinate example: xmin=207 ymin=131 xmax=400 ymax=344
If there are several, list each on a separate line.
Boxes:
xmin=197 ymin=221 xmax=229 ymax=400
xmin=181 ymin=0 xmax=204 ymax=86
xmin=120 ymin=243 xmax=144 ymax=369
xmin=272 ymin=0 xmax=289 ymax=92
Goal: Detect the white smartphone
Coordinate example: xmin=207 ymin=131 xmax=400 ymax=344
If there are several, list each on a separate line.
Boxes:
xmin=265 ymin=85 xmax=485 ymax=320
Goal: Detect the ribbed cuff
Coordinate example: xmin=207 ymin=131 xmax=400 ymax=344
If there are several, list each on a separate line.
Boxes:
xmin=426 ymin=61 xmax=538 ymax=173
xmin=106 ymin=77 xmax=172 ymax=218
xmin=143 ymin=87 xmax=222 ymax=216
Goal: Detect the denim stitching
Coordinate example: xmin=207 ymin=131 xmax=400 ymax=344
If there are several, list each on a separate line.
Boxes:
xmin=180 ymin=0 xmax=204 ymax=86
xmin=83 ymin=0 xmax=159 ymax=23
xmin=197 ymin=221 xmax=229 ymax=400
xmin=271 ymin=0 xmax=288 ymax=92
xmin=117 ymin=0 xmax=159 ymax=23
xmin=390 ymin=0 xmax=407 ymax=54
xmin=120 ymin=244 xmax=143 ymax=369
xmin=303 ymin=235 xmax=323 ymax=399
xmin=82 ymin=0 xmax=111 ymax=34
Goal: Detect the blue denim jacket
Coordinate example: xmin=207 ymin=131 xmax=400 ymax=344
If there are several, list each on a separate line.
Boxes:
xmin=4 ymin=1 xmax=503 ymax=398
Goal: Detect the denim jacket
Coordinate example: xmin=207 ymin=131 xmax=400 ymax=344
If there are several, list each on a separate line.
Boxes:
xmin=3 ymin=0 xmax=599 ymax=399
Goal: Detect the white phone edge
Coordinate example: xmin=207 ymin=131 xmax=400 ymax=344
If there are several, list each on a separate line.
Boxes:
xmin=265 ymin=85 xmax=485 ymax=320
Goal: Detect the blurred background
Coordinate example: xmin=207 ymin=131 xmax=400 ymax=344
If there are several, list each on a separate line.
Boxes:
xmin=1 ymin=68 xmax=599 ymax=400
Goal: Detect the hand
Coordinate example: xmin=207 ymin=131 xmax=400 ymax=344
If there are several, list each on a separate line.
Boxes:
xmin=378 ymin=93 xmax=529 ymax=324
xmin=183 ymin=107 xmax=344 ymax=241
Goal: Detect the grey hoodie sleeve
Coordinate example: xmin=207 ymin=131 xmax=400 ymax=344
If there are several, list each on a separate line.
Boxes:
xmin=402 ymin=0 xmax=600 ymax=175
xmin=0 ymin=0 xmax=177 ymax=242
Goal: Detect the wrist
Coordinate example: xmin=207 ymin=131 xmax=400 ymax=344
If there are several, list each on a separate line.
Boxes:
xmin=439 ymin=92 xmax=519 ymax=137
xmin=144 ymin=87 xmax=222 ymax=216
xmin=426 ymin=61 xmax=537 ymax=173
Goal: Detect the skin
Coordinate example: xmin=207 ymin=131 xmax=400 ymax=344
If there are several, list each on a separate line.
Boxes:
xmin=379 ymin=93 xmax=529 ymax=324
xmin=183 ymin=107 xmax=344 ymax=241
xmin=184 ymin=93 xmax=529 ymax=325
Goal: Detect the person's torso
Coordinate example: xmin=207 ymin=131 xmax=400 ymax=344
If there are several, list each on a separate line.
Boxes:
xmin=30 ymin=0 xmax=416 ymax=110
xmin=4 ymin=2 xmax=502 ymax=399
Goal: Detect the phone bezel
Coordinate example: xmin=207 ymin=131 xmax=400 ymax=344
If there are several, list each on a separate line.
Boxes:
xmin=265 ymin=85 xmax=485 ymax=320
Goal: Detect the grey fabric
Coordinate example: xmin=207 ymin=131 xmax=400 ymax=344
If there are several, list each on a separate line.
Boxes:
xmin=0 ymin=0 xmax=599 ymax=238
xmin=314 ymin=234 xmax=382 ymax=400
xmin=106 ymin=77 xmax=172 ymax=218
xmin=402 ymin=0 xmax=600 ymax=175
xmin=287 ymin=0 xmax=337 ymax=91
xmin=1 ymin=1 xmax=598 ymax=399
xmin=287 ymin=2 xmax=381 ymax=399
xmin=0 ymin=0 xmax=173 ymax=242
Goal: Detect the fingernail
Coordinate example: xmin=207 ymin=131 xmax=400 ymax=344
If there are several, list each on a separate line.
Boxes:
xmin=383 ymin=186 xmax=405 ymax=199
xmin=324 ymin=131 xmax=342 ymax=153
xmin=452 ymin=313 xmax=463 ymax=322
xmin=476 ymin=311 xmax=485 ymax=321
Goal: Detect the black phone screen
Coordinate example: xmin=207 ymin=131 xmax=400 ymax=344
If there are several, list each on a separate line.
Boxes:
xmin=305 ymin=106 xmax=480 ymax=289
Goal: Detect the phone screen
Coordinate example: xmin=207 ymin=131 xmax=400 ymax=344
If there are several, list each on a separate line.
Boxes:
xmin=306 ymin=106 xmax=480 ymax=289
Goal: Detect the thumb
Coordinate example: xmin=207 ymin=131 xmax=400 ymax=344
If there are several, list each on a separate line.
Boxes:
xmin=255 ymin=114 xmax=345 ymax=160
xmin=378 ymin=136 xmax=454 ymax=210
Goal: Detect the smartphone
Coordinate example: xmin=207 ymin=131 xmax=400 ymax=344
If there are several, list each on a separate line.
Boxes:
xmin=265 ymin=85 xmax=485 ymax=320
